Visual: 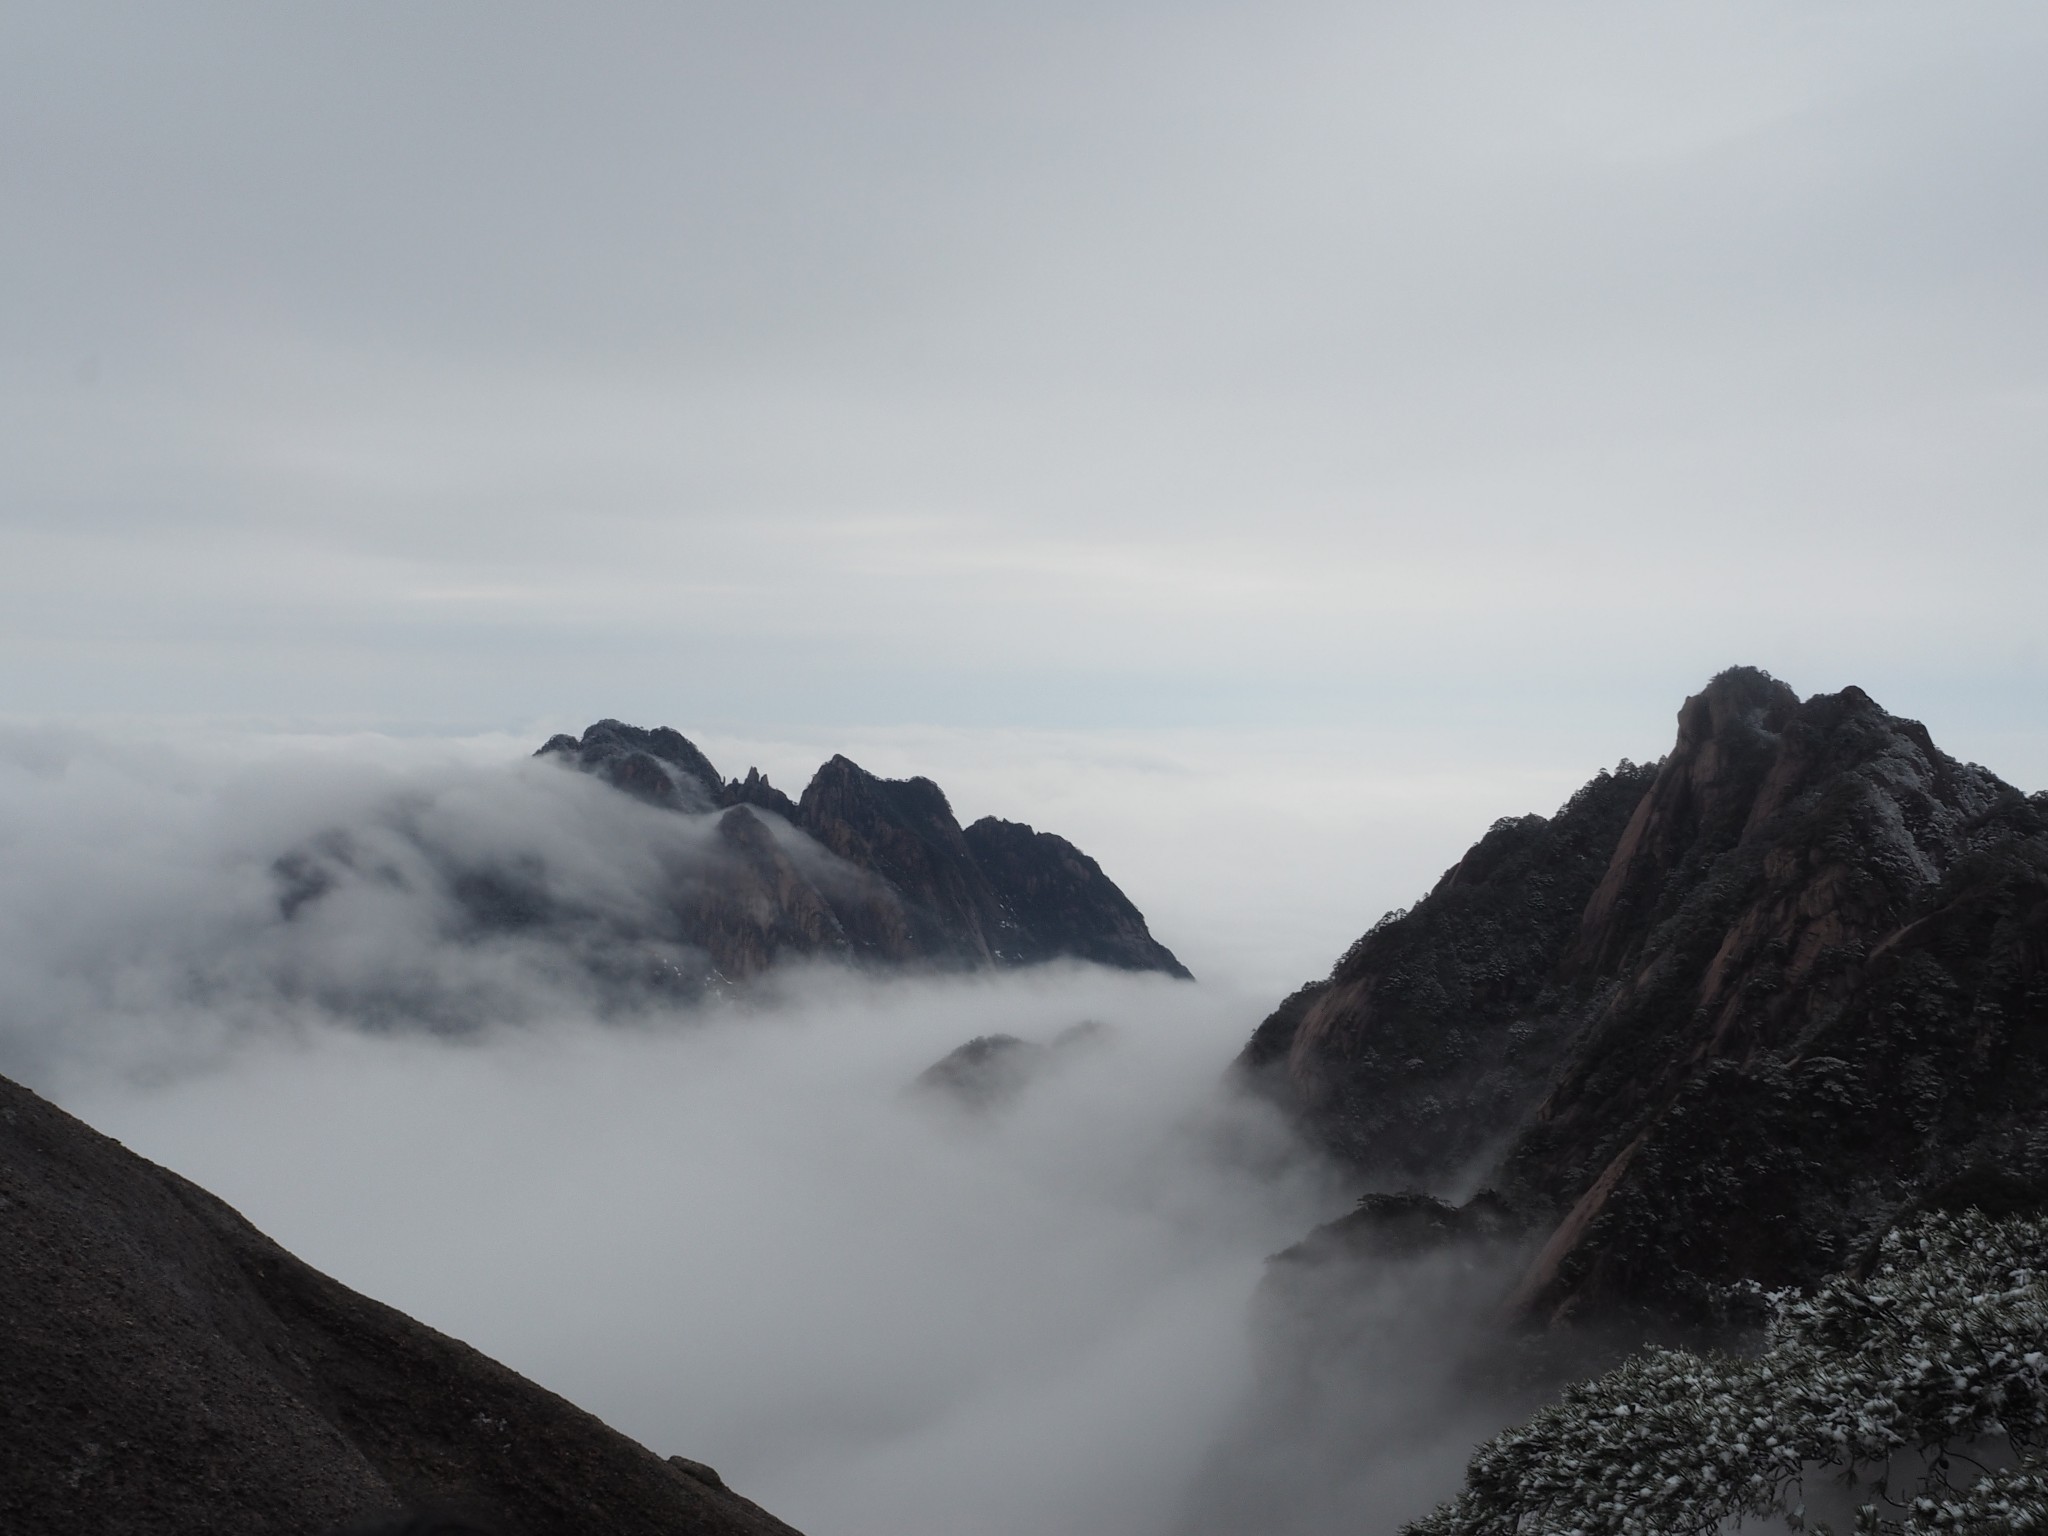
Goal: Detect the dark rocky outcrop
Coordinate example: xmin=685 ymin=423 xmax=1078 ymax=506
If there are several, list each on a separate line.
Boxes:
xmin=795 ymin=756 xmax=1011 ymax=965
xmin=1238 ymin=762 xmax=1656 ymax=1182
xmin=680 ymin=805 xmax=866 ymax=976
xmin=1270 ymin=1190 xmax=1522 ymax=1269
xmin=0 ymin=1069 xmax=802 ymax=1536
xmin=537 ymin=721 xmax=725 ymax=811
xmin=517 ymin=722 xmax=1189 ymax=984
xmin=723 ymin=767 xmax=799 ymax=822
xmin=1241 ymin=668 xmax=2048 ymax=1328
xmin=963 ymin=817 xmax=1193 ymax=977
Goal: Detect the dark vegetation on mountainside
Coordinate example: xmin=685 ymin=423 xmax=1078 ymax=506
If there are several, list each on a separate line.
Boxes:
xmin=1230 ymin=668 xmax=2048 ymax=1532
xmin=279 ymin=719 xmax=1185 ymax=990
xmin=1241 ymin=667 xmax=2048 ymax=1327
xmin=1412 ymin=1209 xmax=2048 ymax=1536
xmin=1238 ymin=760 xmax=1659 ymax=1182
xmin=0 ymin=1069 xmax=802 ymax=1536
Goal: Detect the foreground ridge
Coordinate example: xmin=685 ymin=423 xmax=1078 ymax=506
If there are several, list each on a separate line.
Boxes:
xmin=0 ymin=1070 xmax=805 ymax=1536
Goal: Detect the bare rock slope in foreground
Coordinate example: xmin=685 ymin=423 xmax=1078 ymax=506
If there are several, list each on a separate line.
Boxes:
xmin=1243 ymin=667 xmax=2048 ymax=1326
xmin=0 ymin=1069 xmax=803 ymax=1536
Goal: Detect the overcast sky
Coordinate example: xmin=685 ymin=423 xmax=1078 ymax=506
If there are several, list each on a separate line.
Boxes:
xmin=5 ymin=5 xmax=2045 ymax=779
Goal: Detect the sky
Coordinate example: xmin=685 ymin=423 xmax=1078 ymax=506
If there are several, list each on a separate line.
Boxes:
xmin=4 ymin=3 xmax=2044 ymax=763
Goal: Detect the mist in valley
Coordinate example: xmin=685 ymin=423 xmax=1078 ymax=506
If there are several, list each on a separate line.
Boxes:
xmin=0 ymin=724 xmax=1544 ymax=1535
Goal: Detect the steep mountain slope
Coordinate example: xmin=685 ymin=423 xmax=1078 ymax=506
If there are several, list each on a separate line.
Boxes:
xmin=0 ymin=1069 xmax=802 ymax=1536
xmin=795 ymin=755 xmax=1011 ymax=965
xmin=1242 ymin=668 xmax=2048 ymax=1324
xmin=1238 ymin=760 xmax=1656 ymax=1180
xmin=962 ymin=817 xmax=1192 ymax=977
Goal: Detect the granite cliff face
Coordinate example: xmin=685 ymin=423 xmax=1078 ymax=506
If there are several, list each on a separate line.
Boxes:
xmin=794 ymin=755 xmax=1013 ymax=966
xmin=0 ymin=1069 xmax=802 ymax=1536
xmin=1242 ymin=668 xmax=2048 ymax=1325
xmin=961 ymin=817 xmax=1192 ymax=976
xmin=526 ymin=721 xmax=1189 ymax=982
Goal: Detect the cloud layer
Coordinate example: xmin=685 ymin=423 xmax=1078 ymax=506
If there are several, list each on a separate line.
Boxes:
xmin=61 ymin=966 xmax=1338 ymax=1536
xmin=3 ymin=722 xmax=1559 ymax=1534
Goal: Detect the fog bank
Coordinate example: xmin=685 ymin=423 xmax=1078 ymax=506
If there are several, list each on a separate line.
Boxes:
xmin=64 ymin=970 xmax=1336 ymax=1534
xmin=4 ymin=725 xmax=1545 ymax=1533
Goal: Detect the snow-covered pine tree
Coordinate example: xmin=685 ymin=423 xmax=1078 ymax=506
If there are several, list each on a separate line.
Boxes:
xmin=1407 ymin=1211 xmax=2048 ymax=1535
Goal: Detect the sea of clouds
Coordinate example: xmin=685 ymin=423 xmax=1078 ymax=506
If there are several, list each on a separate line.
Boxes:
xmin=1 ymin=724 xmax=1539 ymax=1535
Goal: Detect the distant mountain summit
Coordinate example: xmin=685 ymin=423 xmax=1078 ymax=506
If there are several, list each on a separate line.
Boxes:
xmin=537 ymin=718 xmax=731 ymax=810
xmin=1242 ymin=667 xmax=2048 ymax=1325
xmin=534 ymin=720 xmax=1190 ymax=982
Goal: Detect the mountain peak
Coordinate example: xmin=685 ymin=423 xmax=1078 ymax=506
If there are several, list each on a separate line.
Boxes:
xmin=532 ymin=721 xmax=1189 ymax=982
xmin=537 ymin=720 xmax=724 ymax=809
xmin=1241 ymin=670 xmax=2046 ymax=1324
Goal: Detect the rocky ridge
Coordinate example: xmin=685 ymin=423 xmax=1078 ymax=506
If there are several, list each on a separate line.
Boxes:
xmin=0 ymin=1068 xmax=803 ymax=1536
xmin=533 ymin=721 xmax=1190 ymax=982
xmin=1241 ymin=668 xmax=2048 ymax=1326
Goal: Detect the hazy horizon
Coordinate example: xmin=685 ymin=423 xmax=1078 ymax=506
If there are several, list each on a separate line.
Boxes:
xmin=3 ymin=660 xmax=2036 ymax=1013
